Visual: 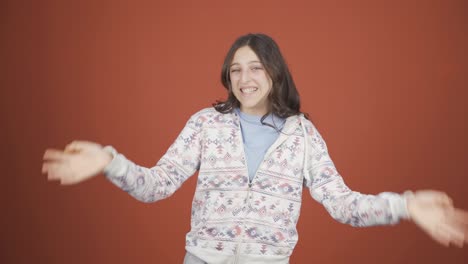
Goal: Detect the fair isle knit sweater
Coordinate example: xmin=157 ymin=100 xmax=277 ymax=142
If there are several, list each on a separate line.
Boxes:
xmin=103 ymin=107 xmax=410 ymax=264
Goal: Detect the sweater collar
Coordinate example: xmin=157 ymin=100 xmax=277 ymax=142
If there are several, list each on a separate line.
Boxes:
xmin=234 ymin=108 xmax=286 ymax=129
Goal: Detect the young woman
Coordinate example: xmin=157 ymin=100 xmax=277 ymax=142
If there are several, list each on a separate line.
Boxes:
xmin=42 ymin=33 xmax=468 ymax=264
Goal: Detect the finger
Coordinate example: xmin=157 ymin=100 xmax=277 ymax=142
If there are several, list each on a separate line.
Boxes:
xmin=439 ymin=223 xmax=465 ymax=248
xmin=430 ymin=192 xmax=453 ymax=207
xmin=42 ymin=162 xmax=57 ymax=175
xmin=445 ymin=210 xmax=468 ymax=243
xmin=45 ymin=162 xmax=61 ymax=180
xmin=61 ymin=176 xmax=78 ymax=185
xmin=451 ymin=210 xmax=468 ymax=244
xmin=45 ymin=162 xmax=71 ymax=181
xmin=451 ymin=208 xmax=468 ymax=225
xmin=65 ymin=140 xmax=99 ymax=153
xmin=64 ymin=141 xmax=82 ymax=153
xmin=463 ymin=221 xmax=468 ymax=245
xmin=42 ymin=162 xmax=48 ymax=174
xmin=43 ymin=149 xmax=69 ymax=162
xmin=433 ymin=224 xmax=451 ymax=247
xmin=462 ymin=225 xmax=468 ymax=245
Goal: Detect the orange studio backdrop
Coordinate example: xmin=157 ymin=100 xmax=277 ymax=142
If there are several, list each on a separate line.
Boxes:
xmin=2 ymin=0 xmax=468 ymax=263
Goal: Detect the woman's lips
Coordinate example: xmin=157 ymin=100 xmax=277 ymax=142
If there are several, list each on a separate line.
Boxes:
xmin=240 ymin=87 xmax=258 ymax=94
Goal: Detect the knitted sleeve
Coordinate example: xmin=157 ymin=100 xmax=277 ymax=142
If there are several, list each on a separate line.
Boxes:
xmin=304 ymin=122 xmax=411 ymax=226
xmin=101 ymin=111 xmax=204 ymax=203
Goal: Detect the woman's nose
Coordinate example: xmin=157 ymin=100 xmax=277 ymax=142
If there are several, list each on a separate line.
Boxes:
xmin=240 ymin=70 xmax=251 ymax=83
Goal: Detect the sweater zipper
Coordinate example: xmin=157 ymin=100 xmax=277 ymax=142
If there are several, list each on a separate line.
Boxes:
xmin=234 ymin=113 xmax=258 ymax=264
xmin=234 ymin=114 xmax=272 ymax=264
xmin=233 ymin=113 xmax=291 ymax=263
xmin=234 ymin=182 xmax=252 ymax=264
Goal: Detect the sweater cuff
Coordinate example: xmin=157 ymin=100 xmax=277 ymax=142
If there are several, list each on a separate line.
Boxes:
xmin=381 ymin=191 xmax=411 ymax=224
xmin=102 ymin=145 xmax=128 ymax=178
xmin=389 ymin=191 xmax=412 ymax=222
xmin=402 ymin=190 xmax=414 ymax=220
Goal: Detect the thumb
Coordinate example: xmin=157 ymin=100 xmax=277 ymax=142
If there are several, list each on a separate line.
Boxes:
xmin=64 ymin=140 xmax=95 ymax=153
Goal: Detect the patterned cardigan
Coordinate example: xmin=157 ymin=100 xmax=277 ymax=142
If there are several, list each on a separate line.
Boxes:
xmin=103 ymin=107 xmax=410 ymax=264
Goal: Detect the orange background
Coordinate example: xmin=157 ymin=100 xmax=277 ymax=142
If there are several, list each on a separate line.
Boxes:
xmin=2 ymin=0 xmax=468 ymax=263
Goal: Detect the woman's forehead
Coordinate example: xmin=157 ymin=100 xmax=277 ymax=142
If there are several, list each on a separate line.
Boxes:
xmin=231 ymin=46 xmax=261 ymax=65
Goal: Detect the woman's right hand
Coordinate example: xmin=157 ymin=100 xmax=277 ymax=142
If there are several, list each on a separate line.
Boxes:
xmin=42 ymin=140 xmax=113 ymax=185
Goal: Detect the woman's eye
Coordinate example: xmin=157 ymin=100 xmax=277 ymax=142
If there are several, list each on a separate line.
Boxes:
xmin=251 ymin=67 xmax=263 ymax=71
xmin=230 ymin=69 xmax=240 ymax=73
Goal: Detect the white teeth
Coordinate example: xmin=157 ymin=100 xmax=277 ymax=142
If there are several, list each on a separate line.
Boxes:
xmin=241 ymin=87 xmax=257 ymax=93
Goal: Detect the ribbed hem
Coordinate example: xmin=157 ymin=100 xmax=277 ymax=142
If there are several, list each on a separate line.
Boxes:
xmin=402 ymin=190 xmax=414 ymax=220
xmin=102 ymin=145 xmax=128 ymax=178
xmin=186 ymin=247 xmax=290 ymax=264
xmin=383 ymin=191 xmax=412 ymax=222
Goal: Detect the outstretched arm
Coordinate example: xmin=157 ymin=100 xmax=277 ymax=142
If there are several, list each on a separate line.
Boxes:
xmin=303 ymin=121 xmax=409 ymax=226
xmin=43 ymin=111 xmax=204 ymax=203
xmin=102 ymin=112 xmax=202 ymax=202
xmin=303 ymin=121 xmax=468 ymax=247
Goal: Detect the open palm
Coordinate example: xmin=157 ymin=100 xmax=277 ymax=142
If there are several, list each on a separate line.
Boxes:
xmin=42 ymin=140 xmax=112 ymax=185
xmin=407 ymin=190 xmax=468 ymax=248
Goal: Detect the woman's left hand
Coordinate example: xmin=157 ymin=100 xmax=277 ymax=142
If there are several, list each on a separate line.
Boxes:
xmin=406 ymin=190 xmax=468 ymax=248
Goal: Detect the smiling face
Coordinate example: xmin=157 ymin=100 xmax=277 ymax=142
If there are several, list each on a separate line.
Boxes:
xmin=229 ymin=46 xmax=273 ymax=116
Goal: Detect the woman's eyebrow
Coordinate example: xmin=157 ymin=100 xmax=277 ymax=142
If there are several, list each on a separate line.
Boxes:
xmin=230 ymin=60 xmax=262 ymax=66
xmin=248 ymin=60 xmax=261 ymax=64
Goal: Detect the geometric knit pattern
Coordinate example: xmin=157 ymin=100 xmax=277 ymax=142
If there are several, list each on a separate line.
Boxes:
xmin=104 ymin=107 xmax=408 ymax=261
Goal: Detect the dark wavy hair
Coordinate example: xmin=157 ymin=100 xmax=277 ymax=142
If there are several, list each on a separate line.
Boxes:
xmin=213 ymin=33 xmax=308 ymax=122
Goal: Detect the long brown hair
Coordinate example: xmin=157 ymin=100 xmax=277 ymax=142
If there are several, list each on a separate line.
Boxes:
xmin=213 ymin=33 xmax=308 ymax=122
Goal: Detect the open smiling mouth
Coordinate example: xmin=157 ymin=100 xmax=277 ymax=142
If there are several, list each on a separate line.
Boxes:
xmin=240 ymin=87 xmax=258 ymax=94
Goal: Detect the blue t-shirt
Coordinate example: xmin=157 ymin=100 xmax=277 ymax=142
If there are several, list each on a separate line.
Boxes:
xmin=236 ymin=108 xmax=286 ymax=182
